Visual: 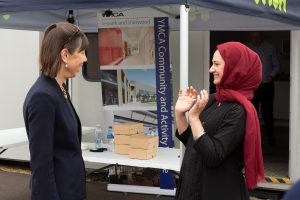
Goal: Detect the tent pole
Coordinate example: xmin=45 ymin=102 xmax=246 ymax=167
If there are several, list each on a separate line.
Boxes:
xmin=289 ymin=30 xmax=300 ymax=182
xmin=180 ymin=5 xmax=188 ymax=90
xmin=179 ymin=4 xmax=189 ymax=163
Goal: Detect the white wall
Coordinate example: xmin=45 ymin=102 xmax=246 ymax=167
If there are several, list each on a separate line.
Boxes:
xmin=72 ymin=72 xmax=104 ymax=128
xmin=0 ymin=28 xmax=104 ymax=130
xmin=0 ymin=29 xmax=39 ymax=130
xmin=170 ymin=31 xmax=208 ymax=103
xmin=163 ymin=31 xmax=209 ymax=147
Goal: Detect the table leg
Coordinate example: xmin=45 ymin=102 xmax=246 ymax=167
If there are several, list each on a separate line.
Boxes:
xmin=0 ymin=148 xmax=7 ymax=155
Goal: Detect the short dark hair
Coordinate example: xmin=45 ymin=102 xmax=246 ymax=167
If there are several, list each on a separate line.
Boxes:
xmin=40 ymin=22 xmax=89 ymax=78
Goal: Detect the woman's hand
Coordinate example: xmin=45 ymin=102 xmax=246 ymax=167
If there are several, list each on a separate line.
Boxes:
xmin=175 ymin=86 xmax=197 ymax=115
xmin=188 ymin=89 xmax=209 ymax=121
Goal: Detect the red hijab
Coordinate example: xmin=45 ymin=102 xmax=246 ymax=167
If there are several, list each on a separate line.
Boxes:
xmin=216 ymin=42 xmax=264 ymax=189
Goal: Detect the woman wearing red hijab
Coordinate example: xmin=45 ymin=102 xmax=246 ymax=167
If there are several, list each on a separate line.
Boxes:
xmin=175 ymin=42 xmax=264 ymax=200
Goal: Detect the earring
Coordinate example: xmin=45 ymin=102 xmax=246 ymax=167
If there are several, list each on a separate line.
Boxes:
xmin=65 ymin=63 xmax=68 ymax=68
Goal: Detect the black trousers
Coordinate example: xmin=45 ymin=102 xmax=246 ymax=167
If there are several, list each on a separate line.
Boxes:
xmin=252 ymin=82 xmax=275 ymax=146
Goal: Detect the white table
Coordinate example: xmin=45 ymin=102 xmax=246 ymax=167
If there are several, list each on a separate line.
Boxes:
xmin=0 ymin=128 xmax=29 ymax=149
xmin=82 ymin=143 xmax=180 ymax=195
xmin=0 ymin=129 xmax=181 ymax=172
xmin=0 ymin=129 xmax=181 ymax=196
xmin=82 ymin=144 xmax=181 ymax=172
xmin=0 ymin=127 xmax=95 ymax=154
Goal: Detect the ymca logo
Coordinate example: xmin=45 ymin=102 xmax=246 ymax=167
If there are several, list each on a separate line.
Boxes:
xmin=102 ymin=10 xmax=124 ymax=17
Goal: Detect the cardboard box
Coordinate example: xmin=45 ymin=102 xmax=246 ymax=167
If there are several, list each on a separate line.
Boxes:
xmin=114 ymin=123 xmax=144 ymax=135
xmin=130 ymin=134 xmax=158 ymax=149
xmin=114 ymin=134 xmax=131 ymax=145
xmin=128 ymin=148 xmax=157 ymax=160
xmin=114 ymin=144 xmax=130 ymax=155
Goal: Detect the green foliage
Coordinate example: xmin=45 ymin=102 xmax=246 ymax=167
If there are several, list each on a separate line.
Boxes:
xmin=254 ymin=0 xmax=286 ymax=12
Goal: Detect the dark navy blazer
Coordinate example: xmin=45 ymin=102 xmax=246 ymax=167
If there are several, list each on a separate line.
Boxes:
xmin=23 ymin=74 xmax=86 ymax=200
xmin=283 ymin=180 xmax=300 ymax=200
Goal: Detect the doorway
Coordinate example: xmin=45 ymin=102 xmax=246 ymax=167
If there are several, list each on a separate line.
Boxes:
xmin=210 ymin=31 xmax=290 ymax=179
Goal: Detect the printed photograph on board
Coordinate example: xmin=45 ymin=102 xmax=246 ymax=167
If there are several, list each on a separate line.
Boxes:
xmin=99 ymin=27 xmax=155 ymax=69
xmin=101 ymin=69 xmax=156 ymax=108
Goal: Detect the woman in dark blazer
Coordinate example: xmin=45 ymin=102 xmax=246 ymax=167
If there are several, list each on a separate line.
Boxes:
xmin=175 ymin=42 xmax=265 ymax=200
xmin=23 ymin=22 xmax=89 ymax=200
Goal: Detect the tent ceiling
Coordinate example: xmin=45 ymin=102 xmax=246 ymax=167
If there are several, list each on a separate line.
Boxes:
xmin=0 ymin=0 xmax=184 ymax=12
xmin=0 ymin=0 xmax=299 ymax=31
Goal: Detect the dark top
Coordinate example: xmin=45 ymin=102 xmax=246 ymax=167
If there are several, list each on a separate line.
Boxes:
xmin=283 ymin=180 xmax=300 ymax=200
xmin=23 ymin=74 xmax=86 ymax=200
xmin=175 ymin=94 xmax=249 ymax=200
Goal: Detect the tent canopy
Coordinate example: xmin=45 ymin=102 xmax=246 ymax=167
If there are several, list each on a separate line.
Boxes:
xmin=0 ymin=0 xmax=299 ymax=31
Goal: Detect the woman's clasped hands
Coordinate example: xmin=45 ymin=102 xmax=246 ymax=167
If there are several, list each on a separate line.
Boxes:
xmin=175 ymin=86 xmax=209 ymax=120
